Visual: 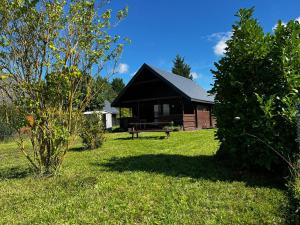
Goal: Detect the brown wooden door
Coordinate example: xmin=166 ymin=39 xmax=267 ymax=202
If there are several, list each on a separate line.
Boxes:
xmin=197 ymin=105 xmax=211 ymax=128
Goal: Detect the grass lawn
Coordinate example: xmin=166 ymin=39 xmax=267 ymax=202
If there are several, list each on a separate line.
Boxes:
xmin=0 ymin=130 xmax=290 ymax=224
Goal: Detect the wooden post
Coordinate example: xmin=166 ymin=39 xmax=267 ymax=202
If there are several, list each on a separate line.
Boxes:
xmin=195 ymin=104 xmax=198 ymax=129
xmin=138 ymin=101 xmax=140 ymax=129
xmin=119 ymin=107 xmax=122 ymax=129
xmin=181 ymin=99 xmax=185 ymax=131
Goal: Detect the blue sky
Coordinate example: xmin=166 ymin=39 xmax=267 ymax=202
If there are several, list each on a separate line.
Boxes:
xmin=108 ymin=0 xmax=300 ymax=90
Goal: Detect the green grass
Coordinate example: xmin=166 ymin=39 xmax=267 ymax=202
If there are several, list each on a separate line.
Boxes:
xmin=0 ymin=130 xmax=290 ymax=224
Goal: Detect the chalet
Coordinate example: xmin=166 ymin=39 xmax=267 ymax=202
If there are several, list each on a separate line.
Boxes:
xmin=112 ymin=64 xmax=215 ymax=131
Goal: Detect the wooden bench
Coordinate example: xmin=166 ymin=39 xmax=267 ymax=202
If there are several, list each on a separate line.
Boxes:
xmin=128 ymin=122 xmax=173 ymax=139
xmin=128 ymin=127 xmax=171 ymax=139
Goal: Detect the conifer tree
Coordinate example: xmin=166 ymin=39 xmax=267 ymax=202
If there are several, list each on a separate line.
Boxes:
xmin=172 ymin=55 xmax=192 ymax=79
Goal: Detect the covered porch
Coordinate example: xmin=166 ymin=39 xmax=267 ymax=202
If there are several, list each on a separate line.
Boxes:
xmin=118 ymin=97 xmax=184 ymax=130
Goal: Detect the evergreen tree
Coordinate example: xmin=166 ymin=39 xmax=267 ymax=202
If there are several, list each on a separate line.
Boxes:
xmin=172 ymin=55 xmax=192 ymax=79
xmin=111 ymin=78 xmax=125 ymax=94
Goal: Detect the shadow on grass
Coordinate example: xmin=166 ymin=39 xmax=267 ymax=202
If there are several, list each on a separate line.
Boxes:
xmin=69 ymin=146 xmax=86 ymax=152
xmin=114 ymin=136 xmax=166 ymax=141
xmin=0 ymin=166 xmax=31 ymax=180
xmin=98 ymin=154 xmax=284 ymax=189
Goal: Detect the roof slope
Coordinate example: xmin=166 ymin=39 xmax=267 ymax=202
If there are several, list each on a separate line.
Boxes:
xmin=147 ymin=64 xmax=214 ymax=103
xmin=112 ymin=63 xmax=214 ymax=106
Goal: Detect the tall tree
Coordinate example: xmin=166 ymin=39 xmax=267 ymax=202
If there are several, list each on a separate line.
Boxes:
xmin=111 ymin=77 xmax=125 ymax=94
xmin=172 ymin=55 xmax=192 ymax=79
xmin=210 ymin=8 xmax=300 ymax=173
xmin=0 ymin=0 xmax=128 ymax=175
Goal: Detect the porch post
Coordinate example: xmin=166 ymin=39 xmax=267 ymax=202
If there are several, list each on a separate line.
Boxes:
xmin=138 ymin=101 xmax=140 ymax=122
xmin=182 ymin=99 xmax=185 ymax=131
xmin=119 ymin=107 xmax=122 ymax=128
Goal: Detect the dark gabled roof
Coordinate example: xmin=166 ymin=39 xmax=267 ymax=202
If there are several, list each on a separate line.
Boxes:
xmin=112 ymin=63 xmax=214 ymax=106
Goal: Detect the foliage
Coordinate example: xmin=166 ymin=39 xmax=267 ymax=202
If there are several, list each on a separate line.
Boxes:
xmin=172 ymin=55 xmax=193 ymax=80
xmin=0 ymin=106 xmax=14 ymax=141
xmin=111 ymin=77 xmax=125 ymax=94
xmin=0 ymin=130 xmax=291 ymax=224
xmin=163 ymin=122 xmax=182 ymax=131
xmin=0 ymin=0 xmax=128 ymax=175
xmin=210 ymin=8 xmax=300 ymax=173
xmin=0 ymin=120 xmax=14 ymax=141
xmin=80 ymin=113 xmax=105 ymax=150
xmin=289 ymin=104 xmax=300 ymax=223
xmin=288 ymin=172 xmax=300 ymax=223
xmin=85 ymin=76 xmax=116 ymax=111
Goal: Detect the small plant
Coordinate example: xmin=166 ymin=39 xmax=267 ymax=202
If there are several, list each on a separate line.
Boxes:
xmin=80 ymin=113 xmax=105 ymax=150
xmin=163 ymin=122 xmax=182 ymax=131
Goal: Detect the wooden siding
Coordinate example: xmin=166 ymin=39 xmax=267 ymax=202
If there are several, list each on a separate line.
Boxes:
xmin=183 ymin=114 xmax=196 ymax=130
xmin=196 ymin=105 xmax=211 ymax=129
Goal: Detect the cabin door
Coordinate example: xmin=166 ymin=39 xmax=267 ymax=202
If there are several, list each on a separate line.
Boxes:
xmin=197 ymin=105 xmax=211 ymax=128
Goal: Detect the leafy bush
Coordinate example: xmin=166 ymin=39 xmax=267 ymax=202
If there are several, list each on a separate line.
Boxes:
xmin=293 ymin=175 xmax=300 ymax=215
xmin=0 ymin=120 xmax=15 ymax=141
xmin=210 ymin=8 xmax=300 ymax=173
xmin=287 ymin=171 xmax=300 ymax=223
xmin=0 ymin=105 xmax=20 ymax=141
xmin=163 ymin=125 xmax=182 ymax=132
xmin=80 ymin=113 xmax=105 ymax=150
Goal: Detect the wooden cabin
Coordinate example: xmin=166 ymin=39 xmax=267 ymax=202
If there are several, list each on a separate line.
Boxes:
xmin=112 ymin=63 xmax=215 ymax=131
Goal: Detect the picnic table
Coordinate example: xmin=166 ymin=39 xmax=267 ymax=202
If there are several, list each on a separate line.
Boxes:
xmin=128 ymin=122 xmax=172 ymax=139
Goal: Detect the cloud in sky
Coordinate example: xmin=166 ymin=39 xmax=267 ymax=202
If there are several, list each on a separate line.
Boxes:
xmin=116 ymin=63 xmax=129 ymax=74
xmin=190 ymin=71 xmax=200 ymax=79
xmin=211 ymin=32 xmax=232 ymax=56
xmin=207 ymin=32 xmax=232 ymax=56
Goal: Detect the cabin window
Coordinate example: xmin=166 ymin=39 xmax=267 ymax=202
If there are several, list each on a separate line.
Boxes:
xmin=162 ymin=104 xmax=170 ymax=116
xmin=154 ymin=104 xmax=170 ymax=117
xmin=154 ymin=104 xmax=161 ymax=118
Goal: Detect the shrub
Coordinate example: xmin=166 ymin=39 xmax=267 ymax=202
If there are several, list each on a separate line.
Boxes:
xmin=80 ymin=113 xmax=105 ymax=150
xmin=0 ymin=0 xmax=127 ymax=176
xmin=287 ymin=170 xmax=300 ymax=223
xmin=294 ymin=175 xmax=300 ymax=214
xmin=0 ymin=120 xmax=15 ymax=141
xmin=210 ymin=8 xmax=300 ymax=173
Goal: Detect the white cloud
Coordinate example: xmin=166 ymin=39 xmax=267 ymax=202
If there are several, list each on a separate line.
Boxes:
xmin=214 ymin=39 xmax=228 ymax=56
xmin=296 ymin=17 xmax=300 ymax=23
xmin=116 ymin=63 xmax=129 ymax=74
xmin=212 ymin=32 xmax=232 ymax=56
xmin=190 ymin=71 xmax=200 ymax=79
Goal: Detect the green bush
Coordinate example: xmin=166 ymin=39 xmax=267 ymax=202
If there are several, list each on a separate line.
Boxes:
xmin=0 ymin=106 xmax=18 ymax=141
xmin=80 ymin=113 xmax=105 ymax=150
xmin=294 ymin=176 xmax=300 ymax=212
xmin=210 ymin=8 xmax=300 ymax=173
xmin=287 ymin=172 xmax=300 ymax=223
xmin=0 ymin=120 xmax=15 ymax=141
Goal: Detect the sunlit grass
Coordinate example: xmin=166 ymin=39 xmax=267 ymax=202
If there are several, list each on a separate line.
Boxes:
xmin=0 ymin=129 xmax=289 ymax=224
